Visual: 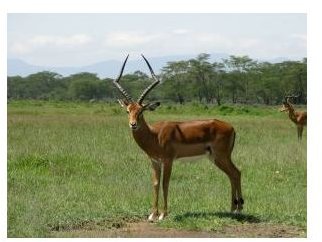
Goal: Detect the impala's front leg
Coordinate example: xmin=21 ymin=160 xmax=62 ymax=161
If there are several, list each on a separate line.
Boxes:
xmin=159 ymin=159 xmax=173 ymax=220
xmin=297 ymin=125 xmax=303 ymax=141
xmin=149 ymin=160 xmax=161 ymax=222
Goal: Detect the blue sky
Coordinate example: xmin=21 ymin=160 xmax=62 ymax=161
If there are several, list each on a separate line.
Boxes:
xmin=7 ymin=13 xmax=306 ymax=66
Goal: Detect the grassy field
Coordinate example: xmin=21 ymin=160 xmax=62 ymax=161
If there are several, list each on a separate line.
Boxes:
xmin=7 ymin=100 xmax=307 ymax=237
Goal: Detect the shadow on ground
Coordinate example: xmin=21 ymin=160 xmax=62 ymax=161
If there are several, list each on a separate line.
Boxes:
xmin=174 ymin=211 xmax=262 ymax=223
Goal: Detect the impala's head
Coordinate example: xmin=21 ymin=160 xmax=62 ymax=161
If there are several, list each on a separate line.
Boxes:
xmin=280 ymin=100 xmax=290 ymax=112
xmin=279 ymin=95 xmax=296 ymax=112
xmin=113 ymin=54 xmax=161 ymax=130
xmin=118 ymin=100 xmax=160 ymax=130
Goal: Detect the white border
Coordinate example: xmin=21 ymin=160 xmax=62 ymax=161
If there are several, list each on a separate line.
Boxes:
xmin=2 ymin=0 xmax=320 ymax=241
xmin=2 ymin=0 xmax=309 ymax=13
xmin=0 ymin=6 xmax=7 ymax=240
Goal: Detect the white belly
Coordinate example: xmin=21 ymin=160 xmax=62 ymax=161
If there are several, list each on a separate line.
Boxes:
xmin=176 ymin=154 xmax=208 ymax=162
xmin=172 ymin=142 xmax=211 ymax=159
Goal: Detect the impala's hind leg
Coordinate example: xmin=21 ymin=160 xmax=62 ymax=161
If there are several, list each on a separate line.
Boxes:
xmin=209 ymin=131 xmax=243 ymax=213
xmin=297 ymin=125 xmax=304 ymax=141
xmin=213 ymin=155 xmax=243 ymax=213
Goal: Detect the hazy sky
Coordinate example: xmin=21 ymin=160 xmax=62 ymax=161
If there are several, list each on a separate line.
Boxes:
xmin=7 ymin=13 xmax=306 ymax=66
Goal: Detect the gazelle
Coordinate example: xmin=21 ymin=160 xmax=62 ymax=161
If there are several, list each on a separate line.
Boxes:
xmin=280 ymin=95 xmax=307 ymax=141
xmin=113 ymin=54 xmax=244 ymax=221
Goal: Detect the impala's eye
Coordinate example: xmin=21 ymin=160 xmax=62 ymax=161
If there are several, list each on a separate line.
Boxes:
xmin=126 ymin=110 xmax=129 ymax=114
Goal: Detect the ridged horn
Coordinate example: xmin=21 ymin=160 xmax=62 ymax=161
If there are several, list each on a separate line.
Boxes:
xmin=112 ymin=54 xmax=133 ymax=102
xmin=137 ymin=54 xmax=160 ymax=104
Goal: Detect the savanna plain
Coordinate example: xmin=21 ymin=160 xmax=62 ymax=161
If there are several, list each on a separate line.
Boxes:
xmin=7 ymin=101 xmax=306 ymax=237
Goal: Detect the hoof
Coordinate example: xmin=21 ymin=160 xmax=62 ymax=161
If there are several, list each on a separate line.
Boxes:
xmin=232 ymin=209 xmax=242 ymax=214
xmin=148 ymin=212 xmax=158 ymax=222
xmin=158 ymin=212 xmax=167 ymax=221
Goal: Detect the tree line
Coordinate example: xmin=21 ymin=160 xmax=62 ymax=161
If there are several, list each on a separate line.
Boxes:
xmin=7 ymin=53 xmax=307 ymax=105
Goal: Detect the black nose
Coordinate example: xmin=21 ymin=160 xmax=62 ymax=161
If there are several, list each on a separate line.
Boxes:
xmin=130 ymin=122 xmax=137 ymax=128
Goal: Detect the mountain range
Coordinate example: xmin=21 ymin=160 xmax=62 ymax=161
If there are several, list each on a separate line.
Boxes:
xmin=7 ymin=53 xmax=290 ymax=78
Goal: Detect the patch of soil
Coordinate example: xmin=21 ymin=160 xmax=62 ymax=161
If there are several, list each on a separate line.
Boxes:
xmin=216 ymin=223 xmax=306 ymax=238
xmin=52 ymin=220 xmax=306 ymax=238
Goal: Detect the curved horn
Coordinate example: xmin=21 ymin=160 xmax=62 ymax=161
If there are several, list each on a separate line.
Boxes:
xmin=284 ymin=95 xmax=291 ymax=103
xmin=285 ymin=94 xmax=299 ymax=103
xmin=137 ymin=54 xmax=160 ymax=104
xmin=113 ymin=54 xmax=133 ymax=102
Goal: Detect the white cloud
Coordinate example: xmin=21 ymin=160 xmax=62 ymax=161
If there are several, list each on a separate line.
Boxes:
xmin=7 ymin=14 xmax=306 ymax=66
xmin=105 ymin=31 xmax=161 ymax=48
xmin=197 ymin=33 xmax=233 ymax=49
xmin=9 ymin=34 xmax=93 ymax=56
xmin=100 ymin=30 xmax=276 ymax=61
xmin=103 ymin=30 xmax=263 ymax=57
xmin=172 ymin=29 xmax=189 ymax=35
xmin=30 ymin=34 xmax=92 ymax=46
xmin=290 ymin=34 xmax=307 ymax=41
xmin=10 ymin=42 xmax=32 ymax=55
xmin=190 ymin=32 xmax=262 ymax=54
xmin=8 ymin=30 xmax=306 ymax=65
xmin=238 ymin=38 xmax=260 ymax=49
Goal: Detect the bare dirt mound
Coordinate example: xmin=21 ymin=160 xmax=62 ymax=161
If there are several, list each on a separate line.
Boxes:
xmin=52 ymin=220 xmax=306 ymax=238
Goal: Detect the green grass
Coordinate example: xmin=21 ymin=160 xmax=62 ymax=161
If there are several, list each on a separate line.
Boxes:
xmin=7 ymin=100 xmax=306 ymax=237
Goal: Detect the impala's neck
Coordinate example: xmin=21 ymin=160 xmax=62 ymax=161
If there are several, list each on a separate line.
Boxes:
xmin=285 ymin=104 xmax=298 ymax=123
xmin=131 ymin=115 xmax=158 ymax=156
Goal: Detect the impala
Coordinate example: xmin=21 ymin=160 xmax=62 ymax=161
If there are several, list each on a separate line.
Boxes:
xmin=113 ymin=54 xmax=244 ymax=221
xmin=280 ymin=95 xmax=307 ymax=141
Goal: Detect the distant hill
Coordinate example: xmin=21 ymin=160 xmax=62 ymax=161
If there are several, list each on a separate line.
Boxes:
xmin=7 ymin=53 xmax=227 ymax=78
xmin=7 ymin=53 xmax=291 ymax=78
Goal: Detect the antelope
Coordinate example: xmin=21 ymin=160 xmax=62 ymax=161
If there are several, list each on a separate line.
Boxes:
xmin=280 ymin=95 xmax=307 ymax=141
xmin=113 ymin=54 xmax=244 ymax=221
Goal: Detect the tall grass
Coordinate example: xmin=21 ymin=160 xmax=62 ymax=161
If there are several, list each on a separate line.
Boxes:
xmin=7 ymin=101 xmax=306 ymax=237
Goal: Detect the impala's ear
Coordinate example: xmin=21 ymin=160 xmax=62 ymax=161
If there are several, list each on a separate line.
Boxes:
xmin=118 ymin=99 xmax=130 ymax=108
xmin=143 ymin=102 xmax=160 ymax=111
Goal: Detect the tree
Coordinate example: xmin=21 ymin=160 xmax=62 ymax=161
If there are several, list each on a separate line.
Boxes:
xmin=7 ymin=76 xmax=25 ymax=99
xmin=210 ymin=62 xmax=226 ymax=105
xmin=68 ymin=73 xmax=101 ymax=100
xmin=161 ymin=60 xmax=190 ymax=104
xmin=7 ymin=53 xmax=307 ymax=104
xmin=22 ymin=71 xmax=63 ymax=99
xmin=254 ymin=62 xmax=281 ymax=105
xmin=188 ymin=53 xmax=215 ymax=103
xmin=223 ymin=55 xmax=257 ymax=103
